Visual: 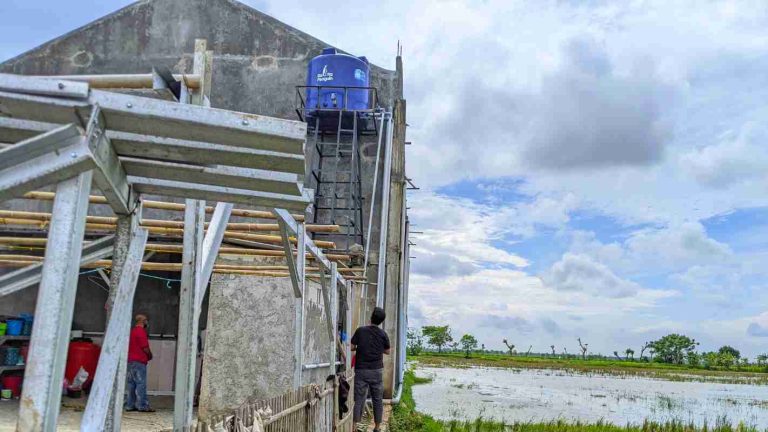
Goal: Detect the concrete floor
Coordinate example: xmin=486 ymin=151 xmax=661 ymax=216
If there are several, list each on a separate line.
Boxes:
xmin=0 ymin=395 xmax=180 ymax=431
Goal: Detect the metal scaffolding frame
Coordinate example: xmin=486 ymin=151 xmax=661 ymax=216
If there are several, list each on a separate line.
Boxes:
xmin=273 ymin=209 xmax=352 ymax=386
xmin=0 ymin=39 xmax=350 ymax=432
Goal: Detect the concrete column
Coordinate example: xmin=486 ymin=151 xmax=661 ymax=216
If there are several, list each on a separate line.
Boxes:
xmin=105 ymin=213 xmax=138 ymax=431
xmin=382 ymin=97 xmax=407 ymax=398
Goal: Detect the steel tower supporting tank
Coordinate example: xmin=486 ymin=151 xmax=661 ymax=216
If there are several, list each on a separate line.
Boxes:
xmin=306 ymin=47 xmax=370 ymax=117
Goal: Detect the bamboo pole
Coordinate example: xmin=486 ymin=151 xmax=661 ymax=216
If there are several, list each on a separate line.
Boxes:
xmin=0 ymin=237 xmax=352 ymax=262
xmin=32 ymin=73 xmax=202 ymax=89
xmin=0 ymin=258 xmax=366 ymax=280
xmin=0 ymin=210 xmax=336 ymax=233
xmin=0 ymin=254 xmax=362 ymax=274
xmin=0 ymin=217 xmax=337 ymax=249
xmin=21 ymin=191 xmax=306 ymax=222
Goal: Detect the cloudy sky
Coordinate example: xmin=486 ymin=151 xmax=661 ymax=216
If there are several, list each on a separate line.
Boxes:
xmin=3 ymin=0 xmax=767 ymax=357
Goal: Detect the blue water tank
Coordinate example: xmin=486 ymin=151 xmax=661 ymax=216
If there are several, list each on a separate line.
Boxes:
xmin=306 ymin=48 xmax=370 ymax=115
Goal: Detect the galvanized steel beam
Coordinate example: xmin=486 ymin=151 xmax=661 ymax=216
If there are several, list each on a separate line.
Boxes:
xmin=119 ymin=157 xmax=303 ymax=196
xmin=278 ymin=220 xmax=302 ymax=299
xmin=376 ymin=114 xmax=395 ymax=308
xmin=0 ymin=235 xmax=115 ymax=298
xmin=0 ymin=118 xmax=306 ymax=175
xmin=84 ymin=107 xmax=132 ymax=215
xmin=272 ymin=208 xmax=340 ymax=277
xmin=196 ymin=202 xmax=233 ymax=311
xmin=319 ymin=268 xmax=334 ymax=340
xmin=109 ymin=131 xmax=306 ymax=174
xmin=129 ymin=177 xmax=310 ymax=211
xmin=329 ymin=263 xmax=339 ymax=375
xmin=0 ymin=125 xmax=93 ymax=202
xmin=0 ymin=117 xmax=57 ymax=143
xmin=0 ymin=74 xmax=307 ymax=154
xmin=174 ymin=199 xmax=205 ymax=431
xmin=293 ymin=223 xmax=306 ymax=388
xmin=0 ymin=73 xmax=89 ymax=99
xmin=17 ymin=171 xmax=93 ymax=432
xmin=345 ymin=281 xmax=352 ymax=371
xmin=81 ymin=226 xmax=148 ymax=431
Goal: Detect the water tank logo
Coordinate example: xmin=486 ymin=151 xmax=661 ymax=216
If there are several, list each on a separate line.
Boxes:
xmin=354 ymin=69 xmax=366 ymax=81
xmin=317 ymin=65 xmax=334 ymax=82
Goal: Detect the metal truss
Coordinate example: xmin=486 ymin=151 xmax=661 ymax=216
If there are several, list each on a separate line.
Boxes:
xmin=0 ymin=68 xmax=315 ymax=432
xmin=0 ymin=74 xmax=310 ymax=212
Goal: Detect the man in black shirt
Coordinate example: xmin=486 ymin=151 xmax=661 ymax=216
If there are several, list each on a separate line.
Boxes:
xmin=351 ymin=307 xmax=390 ymax=431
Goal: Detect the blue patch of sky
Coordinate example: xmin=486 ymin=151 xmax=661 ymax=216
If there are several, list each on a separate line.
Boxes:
xmin=492 ymin=232 xmax=567 ymax=274
xmin=435 ymin=177 xmax=529 ymax=206
xmin=0 ymin=1 xmax=135 ymax=61
xmin=436 ymin=177 xmax=670 ymax=275
xmin=568 ymin=210 xmax=651 ymax=244
xmin=701 ymin=207 xmax=768 ymax=253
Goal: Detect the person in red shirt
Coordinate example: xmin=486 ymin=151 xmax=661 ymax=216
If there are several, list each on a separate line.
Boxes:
xmin=125 ymin=314 xmax=154 ymax=412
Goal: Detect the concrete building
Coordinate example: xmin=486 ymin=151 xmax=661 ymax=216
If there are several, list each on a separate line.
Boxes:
xmin=0 ymin=0 xmax=409 ymax=429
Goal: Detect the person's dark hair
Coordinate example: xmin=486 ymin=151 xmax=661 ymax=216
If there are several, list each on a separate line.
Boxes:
xmin=371 ymin=307 xmax=386 ymax=325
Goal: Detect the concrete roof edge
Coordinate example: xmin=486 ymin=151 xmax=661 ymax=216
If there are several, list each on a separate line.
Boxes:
xmin=222 ymin=0 xmax=395 ymax=73
xmin=1 ymin=0 xmax=396 ymax=74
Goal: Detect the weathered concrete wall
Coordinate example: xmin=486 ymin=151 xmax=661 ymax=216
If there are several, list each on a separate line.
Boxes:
xmin=199 ymin=255 xmax=332 ymax=418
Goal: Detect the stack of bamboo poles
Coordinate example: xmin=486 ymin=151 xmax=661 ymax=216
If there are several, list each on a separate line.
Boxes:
xmin=0 ymin=255 xmax=365 ymax=280
xmin=0 ymin=209 xmax=337 ymax=248
xmin=0 ymin=191 xmax=365 ymax=280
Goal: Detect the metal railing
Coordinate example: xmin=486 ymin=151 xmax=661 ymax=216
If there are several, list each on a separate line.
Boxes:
xmin=294 ymin=85 xmax=379 ymax=122
xmin=198 ymin=369 xmax=356 ymax=432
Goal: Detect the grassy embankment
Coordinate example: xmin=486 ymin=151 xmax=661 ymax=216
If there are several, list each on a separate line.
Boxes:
xmin=412 ymin=352 xmax=768 ymax=385
xmin=388 ymin=369 xmax=766 ymax=432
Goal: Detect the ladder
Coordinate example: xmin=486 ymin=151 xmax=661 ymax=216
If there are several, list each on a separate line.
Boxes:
xmin=309 ymin=110 xmax=370 ymax=251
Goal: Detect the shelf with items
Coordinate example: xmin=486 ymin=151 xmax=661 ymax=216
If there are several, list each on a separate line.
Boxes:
xmin=0 ymin=365 xmax=24 ymax=374
xmin=0 ymin=335 xmax=30 ymax=374
xmin=0 ymin=335 xmax=30 ymax=346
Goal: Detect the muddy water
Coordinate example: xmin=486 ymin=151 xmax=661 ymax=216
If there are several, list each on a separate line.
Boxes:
xmin=412 ymin=366 xmax=768 ymax=427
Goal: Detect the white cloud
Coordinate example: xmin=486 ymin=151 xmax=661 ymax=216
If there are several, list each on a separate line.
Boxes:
xmin=491 ymin=193 xmax=579 ymax=239
xmin=409 ymin=265 xmax=676 ymax=353
xmin=681 ymin=122 xmax=768 ymax=188
xmin=409 ymin=192 xmax=529 ymax=269
xmin=569 ymin=222 xmax=732 ymax=276
xmin=543 ymin=253 xmax=640 ymax=298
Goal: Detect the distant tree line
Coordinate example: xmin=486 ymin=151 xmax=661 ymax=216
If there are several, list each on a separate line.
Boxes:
xmin=406 ymin=326 xmax=768 ymax=371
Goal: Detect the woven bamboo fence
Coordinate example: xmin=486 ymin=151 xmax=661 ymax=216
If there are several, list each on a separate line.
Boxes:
xmin=197 ymin=370 xmax=355 ymax=432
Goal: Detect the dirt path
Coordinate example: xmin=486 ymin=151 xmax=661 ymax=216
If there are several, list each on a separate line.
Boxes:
xmin=0 ymin=395 xmax=178 ymax=431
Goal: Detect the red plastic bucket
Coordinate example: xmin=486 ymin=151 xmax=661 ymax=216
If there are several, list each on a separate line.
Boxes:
xmin=1 ymin=375 xmax=23 ymax=398
xmin=65 ymin=341 xmax=101 ymax=389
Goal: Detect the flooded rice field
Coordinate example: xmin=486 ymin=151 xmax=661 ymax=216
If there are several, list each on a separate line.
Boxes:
xmin=412 ymin=366 xmax=768 ymax=427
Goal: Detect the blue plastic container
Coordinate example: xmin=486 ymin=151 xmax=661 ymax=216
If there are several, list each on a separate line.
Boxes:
xmin=3 ymin=347 xmax=20 ymax=366
xmin=5 ymin=319 xmax=23 ymax=336
xmin=306 ymin=48 xmax=370 ymax=115
xmin=19 ymin=314 xmax=33 ymax=336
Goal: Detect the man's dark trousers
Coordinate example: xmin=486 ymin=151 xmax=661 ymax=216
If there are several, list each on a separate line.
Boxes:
xmin=353 ymin=368 xmax=384 ymax=424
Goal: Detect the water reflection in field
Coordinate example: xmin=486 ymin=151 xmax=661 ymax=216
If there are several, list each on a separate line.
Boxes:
xmin=412 ymin=366 xmax=768 ymax=427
